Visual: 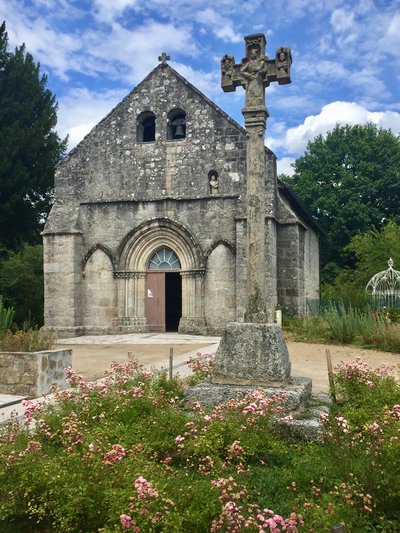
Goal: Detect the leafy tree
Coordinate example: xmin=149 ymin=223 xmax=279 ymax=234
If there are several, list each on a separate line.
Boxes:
xmin=284 ymin=124 xmax=400 ymax=281
xmin=321 ymin=221 xmax=400 ymax=308
xmin=339 ymin=221 xmax=400 ymax=287
xmin=0 ymin=21 xmax=67 ymax=249
xmin=0 ymin=244 xmax=44 ymax=326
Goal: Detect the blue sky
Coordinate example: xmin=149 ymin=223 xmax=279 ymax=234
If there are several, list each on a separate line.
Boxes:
xmin=1 ymin=0 xmax=399 ymax=175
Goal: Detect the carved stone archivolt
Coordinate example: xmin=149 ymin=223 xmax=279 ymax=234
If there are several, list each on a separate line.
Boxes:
xmin=118 ymin=218 xmax=201 ymax=272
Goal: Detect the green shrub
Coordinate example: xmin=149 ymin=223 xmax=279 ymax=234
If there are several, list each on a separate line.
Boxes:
xmin=323 ymin=302 xmax=363 ymax=344
xmin=0 ymin=296 xmax=14 ymax=339
xmin=0 ymin=244 xmax=44 ymax=326
xmin=0 ymin=355 xmax=399 ymax=531
xmin=283 ymin=314 xmax=329 ymax=343
xmin=0 ymin=325 xmax=55 ymax=351
xmin=322 ymin=358 xmax=400 ymax=520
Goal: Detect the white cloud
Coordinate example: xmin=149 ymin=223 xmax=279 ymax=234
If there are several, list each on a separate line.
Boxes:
xmin=272 ymin=101 xmax=400 ymax=156
xmin=171 ymin=62 xmax=221 ymax=100
xmin=381 ymin=11 xmax=400 ymax=49
xmin=277 ymin=157 xmax=296 ymax=177
xmin=330 ymin=8 xmax=355 ymax=32
xmin=57 ymin=88 xmax=128 ymax=151
xmin=0 ymin=1 xmax=81 ymax=79
xmin=196 ymin=8 xmax=241 ymax=43
xmin=83 ymin=21 xmax=198 ymax=84
xmin=92 ymin=0 xmax=139 ymax=23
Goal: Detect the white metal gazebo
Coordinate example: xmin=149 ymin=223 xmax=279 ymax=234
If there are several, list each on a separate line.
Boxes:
xmin=366 ymin=258 xmax=400 ymax=308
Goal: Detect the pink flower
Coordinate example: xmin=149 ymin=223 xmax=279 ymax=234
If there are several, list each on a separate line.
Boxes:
xmin=22 ymin=399 xmax=43 ymax=423
xmin=103 ymin=444 xmax=126 ymax=464
xmin=175 ymin=435 xmax=185 ymax=442
xmin=88 ymin=443 xmax=95 ymax=452
xmin=120 ymin=514 xmax=133 ymax=530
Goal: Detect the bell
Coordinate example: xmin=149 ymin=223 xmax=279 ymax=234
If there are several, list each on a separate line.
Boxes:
xmin=174 ymin=124 xmax=185 ymax=138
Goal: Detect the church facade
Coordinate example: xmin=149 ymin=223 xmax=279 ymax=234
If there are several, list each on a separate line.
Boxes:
xmin=42 ymin=61 xmax=320 ymax=337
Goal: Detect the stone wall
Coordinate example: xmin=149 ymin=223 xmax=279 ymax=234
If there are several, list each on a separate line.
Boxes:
xmin=277 ymin=223 xmax=306 ymax=315
xmin=303 ymin=224 xmax=320 ymax=308
xmin=0 ymin=349 xmax=72 ymax=397
xmin=43 ymin=233 xmax=84 ymax=337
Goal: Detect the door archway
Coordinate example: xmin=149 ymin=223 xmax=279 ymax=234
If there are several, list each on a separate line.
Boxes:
xmin=146 ymin=247 xmax=182 ymax=332
xmin=116 ymin=218 xmax=206 ymax=334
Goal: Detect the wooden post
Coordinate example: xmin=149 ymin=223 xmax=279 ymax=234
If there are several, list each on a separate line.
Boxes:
xmin=169 ymin=347 xmax=173 ymax=380
xmin=326 ymin=348 xmax=336 ymax=402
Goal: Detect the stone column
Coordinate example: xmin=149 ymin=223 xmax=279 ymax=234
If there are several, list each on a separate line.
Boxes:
xmin=179 ymin=270 xmax=206 ymax=334
xmin=242 ymin=106 xmax=270 ymax=322
xmin=43 ymin=231 xmax=84 ymax=337
xmin=220 ymin=33 xmax=292 ymax=324
xmin=113 ymin=271 xmax=147 ymax=330
xmin=185 ymin=34 xmax=312 ymax=409
xmin=210 ymin=33 xmax=295 ymax=386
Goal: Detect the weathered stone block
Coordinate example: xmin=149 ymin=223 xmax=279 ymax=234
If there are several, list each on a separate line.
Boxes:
xmin=6 ymin=370 xmax=21 ymax=384
xmin=184 ymin=376 xmax=312 ymax=414
xmin=212 ymin=322 xmax=291 ymax=384
xmin=0 ymin=349 xmax=72 ymax=397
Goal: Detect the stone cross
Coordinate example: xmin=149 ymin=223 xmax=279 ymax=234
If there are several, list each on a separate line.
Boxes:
xmin=158 ymin=52 xmax=170 ymax=67
xmin=221 ymin=34 xmax=291 ymax=106
xmin=221 ymin=33 xmax=292 ymax=323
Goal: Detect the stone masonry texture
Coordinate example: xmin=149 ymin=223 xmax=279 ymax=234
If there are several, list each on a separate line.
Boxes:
xmin=0 ymin=349 xmax=72 ymax=397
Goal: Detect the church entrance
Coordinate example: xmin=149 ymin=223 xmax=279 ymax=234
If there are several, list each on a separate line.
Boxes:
xmin=165 ymin=272 xmax=182 ymax=331
xmin=145 ymin=248 xmax=182 ymax=332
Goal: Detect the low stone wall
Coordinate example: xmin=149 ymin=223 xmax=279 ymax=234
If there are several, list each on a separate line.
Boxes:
xmin=0 ymin=349 xmax=72 ymax=397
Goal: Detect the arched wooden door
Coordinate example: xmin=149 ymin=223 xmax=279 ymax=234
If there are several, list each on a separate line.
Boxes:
xmin=145 ymin=248 xmax=182 ymax=332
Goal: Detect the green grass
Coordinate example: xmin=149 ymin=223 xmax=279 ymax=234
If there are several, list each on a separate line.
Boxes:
xmin=284 ymin=304 xmax=400 ymax=353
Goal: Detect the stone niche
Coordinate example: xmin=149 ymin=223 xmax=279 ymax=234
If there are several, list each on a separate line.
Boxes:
xmin=0 ymin=349 xmax=72 ymax=397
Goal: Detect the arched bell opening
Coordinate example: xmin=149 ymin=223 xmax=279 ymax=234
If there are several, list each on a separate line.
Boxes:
xmin=137 ymin=110 xmax=156 ymax=142
xmin=167 ymin=108 xmax=186 ymax=140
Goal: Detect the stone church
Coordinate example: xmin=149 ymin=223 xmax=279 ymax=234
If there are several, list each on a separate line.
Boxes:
xmin=42 ymin=58 xmax=320 ymax=337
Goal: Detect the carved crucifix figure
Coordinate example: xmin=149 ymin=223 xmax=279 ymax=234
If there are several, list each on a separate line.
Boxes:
xmin=221 ymin=33 xmax=292 ymax=323
xmin=221 ymin=34 xmax=292 ymax=108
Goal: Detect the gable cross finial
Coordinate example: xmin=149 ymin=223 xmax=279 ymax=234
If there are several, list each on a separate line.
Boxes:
xmin=158 ymin=52 xmax=170 ymax=67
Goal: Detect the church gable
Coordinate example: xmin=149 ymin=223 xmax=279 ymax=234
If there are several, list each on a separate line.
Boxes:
xmin=55 ymin=65 xmax=247 ymax=204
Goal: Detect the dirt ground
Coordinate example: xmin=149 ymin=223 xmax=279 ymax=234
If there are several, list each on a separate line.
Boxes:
xmin=58 ymin=338 xmax=400 ymax=394
xmin=59 ymin=343 xmax=212 ymax=382
xmin=287 ymin=341 xmax=400 ymax=392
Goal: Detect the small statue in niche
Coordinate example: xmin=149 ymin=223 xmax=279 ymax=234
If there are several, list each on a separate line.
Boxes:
xmin=209 ymin=170 xmax=219 ymax=195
